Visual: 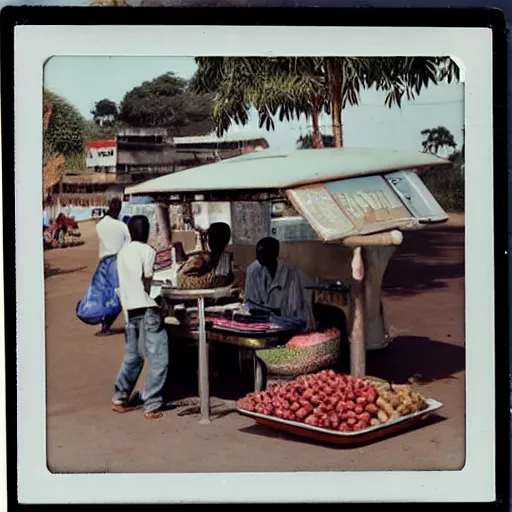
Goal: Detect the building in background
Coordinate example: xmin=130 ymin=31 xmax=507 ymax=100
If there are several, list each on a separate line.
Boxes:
xmin=47 ymin=129 xmax=269 ymax=222
xmin=116 ymin=128 xmax=269 ymax=184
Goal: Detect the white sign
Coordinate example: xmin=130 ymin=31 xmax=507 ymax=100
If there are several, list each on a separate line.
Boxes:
xmin=86 ymin=141 xmax=117 ymax=168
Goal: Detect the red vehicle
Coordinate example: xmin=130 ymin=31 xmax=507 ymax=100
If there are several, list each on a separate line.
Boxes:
xmin=43 ymin=213 xmax=83 ymax=250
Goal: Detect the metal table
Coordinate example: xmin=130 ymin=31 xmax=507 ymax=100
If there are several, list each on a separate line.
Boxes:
xmin=161 ymin=285 xmax=233 ymax=424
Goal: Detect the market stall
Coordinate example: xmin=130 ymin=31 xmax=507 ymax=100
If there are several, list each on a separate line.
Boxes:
xmin=125 ymin=146 xmax=450 ymax=426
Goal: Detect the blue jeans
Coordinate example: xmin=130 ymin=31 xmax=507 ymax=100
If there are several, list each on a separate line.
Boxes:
xmin=112 ymin=308 xmax=169 ymax=413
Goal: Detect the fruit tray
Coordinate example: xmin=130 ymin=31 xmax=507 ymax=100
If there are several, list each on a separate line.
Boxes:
xmin=238 ymin=398 xmax=443 ymax=445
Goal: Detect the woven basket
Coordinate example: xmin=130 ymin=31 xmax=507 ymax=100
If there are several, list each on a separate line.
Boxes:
xmin=176 ymin=251 xmax=215 ymax=290
xmin=176 ymin=270 xmax=216 ymax=290
xmin=257 ymin=335 xmax=340 ymax=377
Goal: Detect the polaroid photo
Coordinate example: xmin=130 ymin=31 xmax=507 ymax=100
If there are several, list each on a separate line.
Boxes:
xmin=4 ymin=5 xmax=508 ymax=506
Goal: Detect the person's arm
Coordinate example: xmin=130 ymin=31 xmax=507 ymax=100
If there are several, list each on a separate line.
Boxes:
xmin=244 ymin=263 xmax=259 ymax=303
xmin=142 ymin=246 xmax=156 ymax=293
xmin=286 ymin=268 xmax=307 ymax=321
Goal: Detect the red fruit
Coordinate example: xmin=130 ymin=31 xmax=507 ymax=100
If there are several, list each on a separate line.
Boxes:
xmin=355 ymin=405 xmax=364 ymax=415
xmin=310 ymin=395 xmax=321 ymax=406
xmin=347 ymin=417 xmax=357 ymax=426
xmin=275 ymin=408 xmax=284 ymax=418
xmin=346 ymin=410 xmax=356 ymax=419
xmin=359 ymin=412 xmax=371 ymax=423
xmin=356 ymin=396 xmax=367 ymax=405
xmin=353 ymin=421 xmax=366 ymax=431
xmin=339 ymin=423 xmax=352 ymax=433
xmin=313 ymin=407 xmax=323 ymax=418
xmin=304 ymin=415 xmax=316 ymax=426
xmin=324 ymin=386 xmax=333 ymax=396
xmin=345 ymin=400 xmax=355 ymax=410
xmin=290 ymin=402 xmax=300 ymax=412
xmin=327 ymin=396 xmax=339 ymax=406
xmin=303 ymin=389 xmax=313 ymax=400
xmin=340 ymin=412 xmax=348 ymax=421
xmin=365 ymin=404 xmax=379 ymax=414
xmin=346 ymin=391 xmax=355 ymax=401
xmin=367 ymin=389 xmax=377 ymax=403
xmin=296 ymin=407 xmax=309 ymax=420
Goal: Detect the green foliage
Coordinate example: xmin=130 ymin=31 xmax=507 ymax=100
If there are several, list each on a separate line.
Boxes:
xmin=421 ymin=166 xmax=464 ymax=212
xmin=91 ymin=98 xmax=118 ymax=126
xmin=84 ymin=119 xmax=117 ymax=140
xmin=44 ymin=90 xmax=86 ymax=159
xmin=421 ymin=126 xmax=457 ymax=155
xmin=419 ymin=125 xmax=464 ymax=212
xmin=118 ymin=72 xmax=214 ymax=136
xmin=65 ymin=152 xmax=87 ymax=172
xmin=193 ymin=57 xmax=460 ymax=137
xmin=297 ymin=133 xmax=334 ymax=149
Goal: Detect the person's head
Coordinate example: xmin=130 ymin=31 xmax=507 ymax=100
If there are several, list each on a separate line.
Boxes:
xmin=256 ymin=237 xmax=280 ymax=267
xmin=107 ymin=197 xmax=122 ymax=219
xmin=208 ymin=222 xmax=231 ymax=254
xmin=128 ymin=215 xmax=150 ymax=244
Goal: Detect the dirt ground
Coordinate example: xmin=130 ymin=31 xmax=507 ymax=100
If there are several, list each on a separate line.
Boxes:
xmin=45 ymin=215 xmax=465 ymax=473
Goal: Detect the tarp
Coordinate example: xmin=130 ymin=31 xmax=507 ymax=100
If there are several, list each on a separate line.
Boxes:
xmin=76 ymin=255 xmax=121 ymax=325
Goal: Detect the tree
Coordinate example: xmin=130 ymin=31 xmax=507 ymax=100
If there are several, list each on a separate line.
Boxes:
xmin=91 ymin=98 xmax=119 ymax=127
xmin=193 ymin=57 xmax=460 ymax=148
xmin=192 ymin=57 xmax=329 ymax=148
xmin=44 ymin=90 xmax=86 ymax=159
xmin=421 ymin=126 xmax=457 ymax=155
xmin=43 ymin=90 xmax=86 ymax=197
xmin=118 ymin=72 xmax=215 ymax=136
xmin=84 ymin=119 xmax=118 ymax=141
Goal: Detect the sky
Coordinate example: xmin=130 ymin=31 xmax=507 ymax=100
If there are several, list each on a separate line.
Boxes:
xmin=44 ymin=56 xmax=464 ymax=154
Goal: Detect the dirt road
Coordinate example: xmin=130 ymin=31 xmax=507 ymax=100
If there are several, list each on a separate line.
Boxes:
xmin=45 ymin=216 xmax=465 ymax=473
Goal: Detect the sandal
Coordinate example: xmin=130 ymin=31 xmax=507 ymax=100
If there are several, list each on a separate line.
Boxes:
xmin=144 ymin=410 xmax=163 ymax=420
xmin=111 ymin=403 xmax=142 ymax=414
xmin=95 ymin=329 xmax=115 ymax=337
xmin=111 ymin=392 xmax=143 ymax=414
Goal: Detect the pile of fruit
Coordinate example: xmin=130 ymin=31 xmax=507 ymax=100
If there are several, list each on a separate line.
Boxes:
xmin=238 ymin=370 xmax=428 ymax=433
xmin=63 ymin=228 xmax=83 ymax=247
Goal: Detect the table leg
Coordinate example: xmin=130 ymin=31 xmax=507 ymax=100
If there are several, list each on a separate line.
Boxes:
xmin=350 ymin=247 xmax=366 ymax=377
xmin=253 ymin=351 xmax=265 ymax=392
xmin=197 ymin=296 xmax=210 ymax=424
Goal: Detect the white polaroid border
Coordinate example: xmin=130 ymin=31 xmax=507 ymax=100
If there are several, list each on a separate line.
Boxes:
xmin=15 ymin=24 xmax=494 ymax=503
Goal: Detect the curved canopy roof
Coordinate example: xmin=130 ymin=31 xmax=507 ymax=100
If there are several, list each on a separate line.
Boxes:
xmin=125 ymin=147 xmax=448 ymax=196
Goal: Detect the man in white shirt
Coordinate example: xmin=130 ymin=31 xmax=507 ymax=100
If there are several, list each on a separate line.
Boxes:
xmin=112 ymin=215 xmax=169 ymax=420
xmin=94 ymin=197 xmax=130 ymax=335
xmin=96 ymin=197 xmax=131 ymax=260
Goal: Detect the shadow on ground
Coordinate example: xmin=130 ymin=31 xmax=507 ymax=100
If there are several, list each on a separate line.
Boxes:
xmin=164 ymin=342 xmax=254 ymax=404
xmin=383 ymin=225 xmax=464 ymax=298
xmin=44 ymin=263 xmax=88 ymax=279
xmin=366 ymin=336 xmax=465 ymax=384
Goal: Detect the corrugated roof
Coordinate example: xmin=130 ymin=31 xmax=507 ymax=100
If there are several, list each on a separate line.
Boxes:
xmin=125 ymin=147 xmax=448 ymax=195
xmin=173 ymin=134 xmax=269 ymax=145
